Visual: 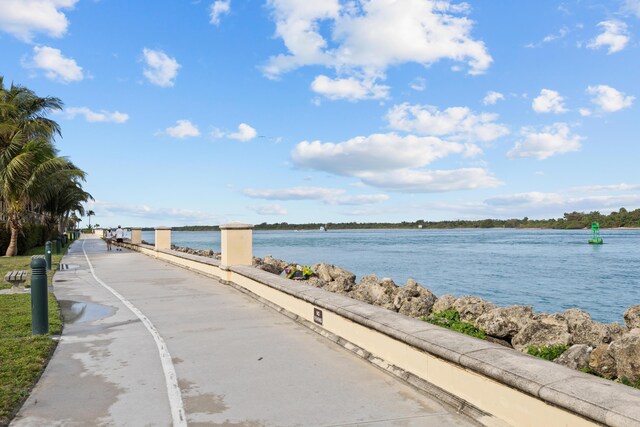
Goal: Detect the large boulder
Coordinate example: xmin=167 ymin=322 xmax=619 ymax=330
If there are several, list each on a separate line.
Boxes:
xmin=312 ymin=263 xmax=357 ymax=284
xmin=624 ymin=305 xmax=640 ymax=330
xmin=313 ymin=263 xmax=333 ymax=282
xmin=608 ymin=322 xmax=628 ymax=342
xmin=393 ymin=279 xmax=437 ymax=318
xmin=511 ymin=314 xmax=571 ymax=352
xmin=263 ymin=255 xmax=288 ymax=272
xmin=432 ymin=294 xmax=457 ymax=313
xmin=564 ymin=308 xmax=616 ymax=347
xmin=475 ymin=306 xmax=533 ymax=339
xmin=257 ymin=263 xmax=281 ymax=275
xmin=610 ymin=328 xmax=640 ymax=382
xmin=352 ymin=275 xmax=399 ymax=309
xmin=554 ymin=344 xmax=592 ymax=370
xmin=324 ymin=276 xmax=356 ymax=294
xmin=589 ymin=344 xmax=617 ymax=379
xmin=306 ymin=277 xmax=327 ymax=288
xmin=453 ymin=296 xmax=496 ymax=324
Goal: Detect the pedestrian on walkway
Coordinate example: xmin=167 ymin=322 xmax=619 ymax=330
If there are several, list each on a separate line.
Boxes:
xmin=115 ymin=226 xmax=124 ymax=251
xmin=105 ymin=229 xmax=113 ymax=251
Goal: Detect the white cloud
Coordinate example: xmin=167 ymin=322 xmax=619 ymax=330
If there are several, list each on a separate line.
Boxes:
xmin=587 ymin=20 xmax=629 ymax=54
xmin=292 ymin=133 xmax=470 ymax=176
xmin=247 ymin=204 xmax=288 ymax=215
xmin=310 ymin=75 xmax=389 ymax=101
xmin=164 ymin=120 xmax=200 ymax=139
xmin=228 ymin=123 xmax=257 ymax=141
xmin=0 ymin=0 xmax=77 ymax=42
xmin=243 ymin=187 xmax=345 ymax=201
xmin=587 ymin=85 xmax=634 ymax=112
xmin=532 ymin=89 xmax=567 ymax=114
xmin=142 ymin=48 xmax=181 ymax=87
xmin=358 ymin=168 xmax=502 ymax=193
xmin=210 ymin=0 xmax=231 ymax=25
xmin=525 ymin=26 xmax=569 ymax=48
xmin=87 ymin=200 xmax=225 ymax=225
xmin=622 ymin=0 xmax=640 ymax=17
xmin=264 ymin=0 xmax=491 ymax=98
xmin=579 ymin=108 xmax=592 ymax=117
xmin=25 ymin=45 xmax=83 ymax=83
xmin=410 ymin=77 xmax=427 ymax=91
xmin=386 ymin=103 xmax=509 ymax=143
xmin=63 ymin=107 xmax=129 ymax=123
xmin=482 ymin=91 xmax=504 ymax=105
xmin=569 ymin=183 xmax=640 ymax=192
xmin=508 ymin=123 xmax=583 ymax=160
xmin=327 ymin=194 xmax=390 ymax=205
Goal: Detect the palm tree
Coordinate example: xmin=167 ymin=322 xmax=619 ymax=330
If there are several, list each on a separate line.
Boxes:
xmin=87 ymin=209 xmax=95 ymax=228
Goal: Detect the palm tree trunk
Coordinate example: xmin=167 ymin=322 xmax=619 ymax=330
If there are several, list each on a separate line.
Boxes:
xmin=5 ymin=223 xmax=19 ymax=256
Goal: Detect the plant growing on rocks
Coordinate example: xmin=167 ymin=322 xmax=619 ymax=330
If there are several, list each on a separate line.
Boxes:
xmin=527 ymin=344 xmax=569 ymax=361
xmin=422 ymin=309 xmax=486 ymax=340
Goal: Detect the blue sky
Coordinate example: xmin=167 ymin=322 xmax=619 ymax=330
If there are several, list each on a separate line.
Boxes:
xmin=1 ymin=0 xmax=639 ymax=227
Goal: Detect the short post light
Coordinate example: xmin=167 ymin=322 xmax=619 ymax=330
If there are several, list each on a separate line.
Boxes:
xmin=30 ymin=256 xmax=49 ymax=335
xmin=44 ymin=241 xmax=52 ymax=271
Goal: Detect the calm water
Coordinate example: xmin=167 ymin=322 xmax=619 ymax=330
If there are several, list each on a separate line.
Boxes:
xmin=141 ymin=228 xmax=640 ymax=323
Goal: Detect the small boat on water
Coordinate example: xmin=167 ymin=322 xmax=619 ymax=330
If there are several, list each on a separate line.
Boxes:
xmin=589 ymin=222 xmax=603 ymax=244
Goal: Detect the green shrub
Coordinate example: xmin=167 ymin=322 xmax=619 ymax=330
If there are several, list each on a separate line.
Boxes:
xmin=422 ymin=309 xmax=486 ymax=340
xmin=619 ymin=377 xmax=640 ymax=389
xmin=527 ymin=344 xmax=569 ymax=361
xmin=0 ymin=223 xmax=56 ymax=255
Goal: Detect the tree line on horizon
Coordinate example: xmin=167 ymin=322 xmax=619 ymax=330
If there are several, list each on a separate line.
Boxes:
xmin=0 ymin=77 xmax=92 ymax=256
xmin=160 ymin=207 xmax=640 ymax=231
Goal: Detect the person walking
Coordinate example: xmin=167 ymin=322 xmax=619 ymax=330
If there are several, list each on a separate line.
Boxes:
xmin=115 ymin=226 xmax=124 ymax=251
xmin=105 ymin=229 xmax=113 ymax=251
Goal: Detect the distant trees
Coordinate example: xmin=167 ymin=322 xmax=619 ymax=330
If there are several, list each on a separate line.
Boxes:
xmin=0 ymin=77 xmax=91 ymax=256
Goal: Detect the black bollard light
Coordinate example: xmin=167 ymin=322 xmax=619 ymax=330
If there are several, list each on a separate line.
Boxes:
xmin=44 ymin=241 xmax=52 ymax=270
xmin=55 ymin=237 xmax=61 ymax=254
xmin=31 ymin=256 xmax=49 ymax=335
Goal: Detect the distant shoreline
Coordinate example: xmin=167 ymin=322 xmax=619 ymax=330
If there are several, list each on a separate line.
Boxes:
xmin=138 ymin=225 xmax=640 ymax=232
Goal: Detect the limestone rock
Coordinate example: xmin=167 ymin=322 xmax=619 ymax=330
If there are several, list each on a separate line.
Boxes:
xmin=312 ymin=263 xmax=357 ymax=284
xmin=353 ymin=275 xmax=399 ymax=308
xmin=324 ymin=276 xmax=355 ymax=294
xmin=589 ymin=344 xmax=617 ymax=379
xmin=453 ymin=296 xmax=496 ymax=324
xmin=608 ymin=322 xmax=628 ymax=342
xmin=511 ymin=314 xmax=571 ymax=352
xmin=313 ymin=263 xmax=333 ymax=282
xmin=610 ymin=328 xmax=640 ymax=382
xmin=475 ymin=305 xmax=533 ymax=339
xmin=554 ymin=344 xmax=592 ymax=370
xmin=257 ymin=263 xmax=281 ymax=275
xmin=263 ymin=255 xmax=288 ymax=272
xmin=432 ymin=294 xmax=457 ymax=313
xmin=393 ymin=279 xmax=437 ymax=318
xmin=624 ymin=305 xmax=640 ymax=330
xmin=564 ymin=308 xmax=615 ymax=347
xmin=306 ymin=277 xmax=327 ymax=288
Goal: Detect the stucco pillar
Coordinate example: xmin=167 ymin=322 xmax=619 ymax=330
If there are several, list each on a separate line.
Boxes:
xmin=131 ymin=228 xmax=142 ymax=244
xmin=220 ymin=223 xmax=253 ymax=269
xmin=155 ymin=227 xmax=171 ymax=251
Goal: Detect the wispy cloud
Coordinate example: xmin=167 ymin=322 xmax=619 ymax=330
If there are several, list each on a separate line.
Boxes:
xmin=62 ymin=107 xmax=129 ymax=123
xmin=210 ymin=0 xmax=230 ymax=25
xmin=163 ymin=120 xmax=200 ymax=139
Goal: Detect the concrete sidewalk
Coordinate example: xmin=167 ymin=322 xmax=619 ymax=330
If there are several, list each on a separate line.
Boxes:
xmin=12 ymin=236 xmax=477 ymax=426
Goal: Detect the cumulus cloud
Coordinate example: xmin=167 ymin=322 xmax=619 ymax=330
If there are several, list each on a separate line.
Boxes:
xmin=358 ymin=168 xmax=502 ymax=193
xmin=0 ymin=0 xmax=77 ymax=42
xmin=587 ymin=20 xmax=629 ymax=54
xmin=24 ymin=45 xmax=83 ymax=83
xmin=587 ymin=85 xmax=634 ymax=112
xmin=311 ymin=75 xmax=389 ymax=100
xmin=482 ymin=91 xmax=504 ymax=105
xmin=164 ymin=120 xmax=200 ymax=139
xmin=532 ymin=89 xmax=567 ymax=114
xmin=264 ymin=0 xmax=491 ymax=99
xmin=62 ymin=107 xmax=129 ymax=123
xmin=386 ymin=103 xmax=509 ymax=143
xmin=247 ymin=204 xmax=288 ymax=215
xmin=210 ymin=0 xmax=231 ymax=25
xmin=142 ymin=48 xmax=181 ymax=87
xmin=508 ymin=123 xmax=583 ymax=160
xmin=228 ymin=123 xmax=257 ymax=141
xmin=87 ymin=200 xmax=225 ymax=225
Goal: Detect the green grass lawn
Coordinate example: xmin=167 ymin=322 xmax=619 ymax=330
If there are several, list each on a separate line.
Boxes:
xmin=1 ymin=245 xmax=67 ymax=290
xmin=0 ymin=244 xmax=65 ymax=424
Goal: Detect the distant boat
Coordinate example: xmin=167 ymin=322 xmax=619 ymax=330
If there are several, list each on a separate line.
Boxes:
xmin=319 ymin=226 xmax=326 ymax=232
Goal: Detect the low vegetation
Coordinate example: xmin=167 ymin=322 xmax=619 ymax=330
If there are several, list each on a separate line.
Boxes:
xmin=422 ymin=309 xmax=486 ymax=340
xmin=526 ymin=345 xmax=569 ymax=361
xmin=0 ymin=244 xmax=65 ymax=423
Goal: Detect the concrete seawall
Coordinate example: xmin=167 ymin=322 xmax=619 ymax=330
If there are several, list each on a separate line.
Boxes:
xmin=120 ymin=237 xmax=640 ymax=427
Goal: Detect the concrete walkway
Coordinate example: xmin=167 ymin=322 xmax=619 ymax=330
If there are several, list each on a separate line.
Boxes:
xmin=12 ymin=236 xmax=477 ymax=427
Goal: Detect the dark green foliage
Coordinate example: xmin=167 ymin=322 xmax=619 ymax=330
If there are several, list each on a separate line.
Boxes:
xmin=527 ymin=345 xmax=569 ymax=361
xmin=619 ymin=377 xmax=640 ymax=389
xmin=422 ymin=309 xmax=486 ymax=340
xmin=0 ymin=222 xmax=55 ymax=256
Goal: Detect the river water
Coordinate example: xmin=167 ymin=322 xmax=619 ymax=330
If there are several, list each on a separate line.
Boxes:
xmin=141 ymin=228 xmax=640 ymax=323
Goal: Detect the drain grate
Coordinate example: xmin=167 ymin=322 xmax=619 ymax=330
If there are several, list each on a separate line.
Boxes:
xmin=58 ymin=264 xmax=80 ymax=270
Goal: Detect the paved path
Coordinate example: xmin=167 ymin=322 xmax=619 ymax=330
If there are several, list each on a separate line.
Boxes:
xmin=12 ymin=236 xmax=476 ymax=426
